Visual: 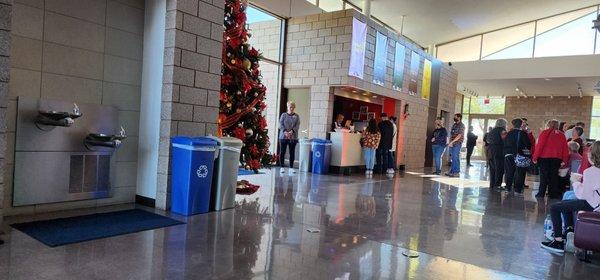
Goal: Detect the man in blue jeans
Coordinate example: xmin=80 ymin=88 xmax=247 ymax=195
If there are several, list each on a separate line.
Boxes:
xmin=446 ymin=113 xmax=465 ymax=177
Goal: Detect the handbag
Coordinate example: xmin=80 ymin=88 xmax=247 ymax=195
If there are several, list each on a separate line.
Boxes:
xmin=514 ymin=131 xmax=532 ymax=168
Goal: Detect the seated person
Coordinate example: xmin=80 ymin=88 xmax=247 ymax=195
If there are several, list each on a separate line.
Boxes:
xmin=562 ymin=141 xmax=584 ymax=200
xmin=542 ymin=141 xmax=600 ymax=254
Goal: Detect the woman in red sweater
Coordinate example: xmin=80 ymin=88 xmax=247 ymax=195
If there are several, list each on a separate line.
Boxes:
xmin=532 ymin=120 xmax=569 ymax=199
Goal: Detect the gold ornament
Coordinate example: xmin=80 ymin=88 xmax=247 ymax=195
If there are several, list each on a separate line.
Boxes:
xmin=227 ymin=102 xmax=232 ymax=107
xmin=245 ymin=129 xmax=253 ymax=136
xmin=243 ymin=59 xmax=251 ymax=70
xmin=231 ymin=59 xmax=236 ymax=64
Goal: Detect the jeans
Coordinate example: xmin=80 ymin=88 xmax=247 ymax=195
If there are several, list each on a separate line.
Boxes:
xmin=387 ymin=151 xmax=396 ymax=170
xmin=504 ymin=155 xmax=526 ymax=193
xmin=466 ymin=144 xmax=475 ymax=165
xmin=279 ymin=139 xmax=297 ymax=168
xmin=449 ymin=144 xmax=461 ymax=174
xmin=363 ymin=148 xmax=376 ymax=170
xmin=488 ymin=146 xmax=504 ymax=188
xmin=432 ymin=145 xmax=446 ymax=173
xmin=537 ymin=158 xmax=563 ymax=199
xmin=550 ymin=199 xmax=593 ymax=238
xmin=376 ymin=148 xmax=389 ymax=173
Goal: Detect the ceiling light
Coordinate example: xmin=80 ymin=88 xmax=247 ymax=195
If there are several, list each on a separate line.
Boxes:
xmin=545 ymin=78 xmax=552 ymax=81
xmin=515 ymin=87 xmax=520 ymax=92
xmin=568 ymin=95 xmax=571 ymax=99
xmin=533 ymin=96 xmax=536 ymax=99
xmin=550 ymin=95 xmax=554 ymax=99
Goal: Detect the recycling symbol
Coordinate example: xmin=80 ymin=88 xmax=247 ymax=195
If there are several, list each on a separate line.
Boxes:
xmin=315 ymin=151 xmax=321 ymax=158
xmin=196 ymin=165 xmax=208 ymax=178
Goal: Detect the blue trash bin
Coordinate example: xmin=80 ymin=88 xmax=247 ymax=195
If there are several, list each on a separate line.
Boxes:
xmin=171 ymin=136 xmax=218 ymax=216
xmin=311 ymin=139 xmax=332 ymax=174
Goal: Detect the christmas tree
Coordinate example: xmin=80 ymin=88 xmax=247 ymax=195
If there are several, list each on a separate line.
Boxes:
xmin=219 ymin=0 xmax=274 ymax=172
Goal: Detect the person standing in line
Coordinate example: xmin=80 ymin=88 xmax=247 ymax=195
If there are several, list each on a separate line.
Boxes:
xmin=521 ymin=118 xmax=536 ymax=188
xmin=278 ymin=101 xmax=301 ymax=175
xmin=431 ymin=117 xmax=448 ymax=175
xmin=567 ymin=126 xmax=585 ymax=155
xmin=466 ymin=126 xmax=478 ymax=167
xmin=565 ymin=122 xmax=586 ymax=140
xmin=559 ymin=122 xmax=568 ymax=134
xmin=446 ymin=113 xmax=465 ymax=177
xmin=362 ymin=119 xmax=381 ymax=177
xmin=533 ymin=120 xmax=569 ymax=199
xmin=377 ymin=113 xmax=394 ymax=174
xmin=483 ymin=127 xmax=493 ymax=167
xmin=388 ymin=116 xmax=398 ymax=172
xmin=487 ymin=119 xmax=507 ymax=189
xmin=541 ymin=141 xmax=600 ymax=254
xmin=501 ymin=118 xmax=531 ymax=196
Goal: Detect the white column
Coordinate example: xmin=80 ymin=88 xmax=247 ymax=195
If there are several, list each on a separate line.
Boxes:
xmin=363 ymin=0 xmax=371 ymax=18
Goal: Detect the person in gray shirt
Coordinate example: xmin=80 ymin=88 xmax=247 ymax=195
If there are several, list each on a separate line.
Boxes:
xmin=279 ymin=101 xmax=300 ymax=174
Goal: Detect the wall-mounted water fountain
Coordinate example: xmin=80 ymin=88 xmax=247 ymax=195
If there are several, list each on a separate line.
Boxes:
xmin=13 ymin=97 xmax=124 ymax=206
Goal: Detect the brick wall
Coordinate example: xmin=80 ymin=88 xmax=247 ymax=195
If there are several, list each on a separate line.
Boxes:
xmin=504 ymin=96 xmax=592 ymax=135
xmin=284 ymin=9 xmax=458 ymax=168
xmin=156 ymin=0 xmax=223 ymax=210
xmin=5 ymin=0 xmax=144 ymax=215
xmin=0 ymin=0 xmax=10 ymax=227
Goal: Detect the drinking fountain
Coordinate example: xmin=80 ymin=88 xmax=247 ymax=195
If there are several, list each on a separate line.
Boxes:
xmin=84 ymin=126 xmax=127 ymax=150
xmin=35 ymin=103 xmax=82 ymax=130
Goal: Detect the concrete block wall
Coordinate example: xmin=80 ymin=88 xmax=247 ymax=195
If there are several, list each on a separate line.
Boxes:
xmin=0 ymin=0 xmax=11 ymax=227
xmin=4 ymin=0 xmax=144 ymax=216
xmin=156 ymin=0 xmax=223 ymax=210
xmin=284 ymin=10 xmax=352 ymax=138
xmin=504 ymin=96 xmax=593 ymax=135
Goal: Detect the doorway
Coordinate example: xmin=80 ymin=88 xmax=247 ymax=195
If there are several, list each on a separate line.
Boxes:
xmin=466 ymin=116 xmax=500 ymax=160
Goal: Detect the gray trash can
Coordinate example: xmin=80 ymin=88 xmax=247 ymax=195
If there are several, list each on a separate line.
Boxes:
xmin=209 ymin=136 xmax=243 ymax=211
xmin=298 ymin=138 xmax=312 ymax=172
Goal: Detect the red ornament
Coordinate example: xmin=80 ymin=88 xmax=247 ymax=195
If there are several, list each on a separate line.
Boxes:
xmin=233 ymin=127 xmax=246 ymax=141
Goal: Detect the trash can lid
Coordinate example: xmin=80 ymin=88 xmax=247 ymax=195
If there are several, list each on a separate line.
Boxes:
xmin=299 ymin=137 xmax=312 ymax=143
xmin=206 ymin=136 xmax=244 ymax=148
xmin=312 ymin=138 xmax=331 ymax=144
xmin=172 ymin=136 xmax=218 ymax=147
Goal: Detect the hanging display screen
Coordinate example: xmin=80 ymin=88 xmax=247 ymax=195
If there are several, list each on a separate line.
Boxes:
xmin=408 ymin=51 xmax=420 ymax=95
xmin=421 ymin=59 xmax=432 ymax=100
xmin=348 ymin=18 xmax=367 ymax=79
xmin=392 ymin=43 xmax=406 ymax=91
xmin=372 ymin=32 xmax=387 ymax=86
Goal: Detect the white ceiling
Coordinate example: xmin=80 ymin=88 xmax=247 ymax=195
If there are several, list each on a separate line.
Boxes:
xmin=348 ymin=0 xmax=600 ymax=46
xmin=460 ymin=77 xmax=600 ymax=97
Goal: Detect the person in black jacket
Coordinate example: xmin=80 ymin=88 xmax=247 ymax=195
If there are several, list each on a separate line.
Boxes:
xmin=466 ymin=126 xmax=478 ymax=167
xmin=500 ymin=118 xmax=531 ymax=195
xmin=487 ymin=119 xmax=507 ymax=189
xmin=377 ymin=113 xmax=395 ymax=174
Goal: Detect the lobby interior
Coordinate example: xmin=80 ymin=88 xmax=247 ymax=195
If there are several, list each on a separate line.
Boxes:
xmin=1 ymin=0 xmax=600 ymax=279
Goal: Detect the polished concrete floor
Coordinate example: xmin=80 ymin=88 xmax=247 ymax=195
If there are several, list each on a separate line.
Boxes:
xmin=1 ymin=162 xmax=600 ymax=279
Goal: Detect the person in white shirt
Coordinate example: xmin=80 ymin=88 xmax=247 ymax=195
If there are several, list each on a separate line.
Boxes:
xmin=388 ymin=116 xmax=398 ymax=172
xmin=564 ymin=121 xmax=586 ymax=140
xmin=541 ymin=140 xmax=600 ymax=254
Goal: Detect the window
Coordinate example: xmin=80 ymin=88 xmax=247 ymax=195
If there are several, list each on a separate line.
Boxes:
xmin=435 ymin=5 xmax=600 ymax=62
xmin=481 ymin=22 xmax=535 ymax=60
xmin=436 ymin=35 xmax=482 ymax=62
xmin=247 ymin=7 xmax=284 ymax=62
xmin=590 ymin=97 xmax=600 ymax=140
xmin=462 ymin=96 xmax=506 ymax=115
xmin=319 ymin=0 xmax=344 ymax=12
xmin=534 ymin=7 xmax=598 ymax=58
xmin=247 ymin=5 xmax=286 ymax=152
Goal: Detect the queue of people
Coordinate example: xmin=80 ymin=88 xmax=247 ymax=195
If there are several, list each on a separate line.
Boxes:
xmin=360 ymin=113 xmax=398 ymax=177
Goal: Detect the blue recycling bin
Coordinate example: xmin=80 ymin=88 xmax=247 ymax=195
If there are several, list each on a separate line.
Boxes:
xmin=311 ymin=139 xmax=332 ymax=174
xmin=171 ymin=136 xmax=218 ymax=216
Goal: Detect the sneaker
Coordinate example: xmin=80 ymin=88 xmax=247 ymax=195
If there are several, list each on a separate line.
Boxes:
xmin=514 ymin=191 xmax=524 ymax=197
xmin=366 ymin=170 xmax=370 ymax=175
xmin=289 ymin=168 xmax=296 ymax=175
xmin=280 ymin=168 xmax=286 ymax=174
xmin=565 ymin=232 xmax=575 ymax=253
xmin=541 ymin=239 xmax=565 ymax=254
xmin=496 ymin=186 xmax=507 ymax=192
xmin=387 ymin=168 xmax=395 ymax=174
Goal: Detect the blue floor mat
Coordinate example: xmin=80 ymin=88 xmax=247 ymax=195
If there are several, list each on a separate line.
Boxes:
xmin=11 ymin=209 xmax=184 ymax=247
xmin=238 ymin=169 xmax=264 ymax=175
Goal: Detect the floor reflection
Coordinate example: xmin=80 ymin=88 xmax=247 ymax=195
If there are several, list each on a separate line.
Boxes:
xmin=0 ymin=162 xmax=599 ymax=279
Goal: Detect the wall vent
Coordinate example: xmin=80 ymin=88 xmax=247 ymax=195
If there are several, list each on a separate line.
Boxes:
xmin=69 ymin=154 xmax=111 ymax=194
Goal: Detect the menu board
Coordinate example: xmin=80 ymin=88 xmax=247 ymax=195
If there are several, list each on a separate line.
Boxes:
xmin=392 ymin=43 xmax=406 ymax=91
xmin=408 ymin=51 xmax=420 ymax=96
xmin=421 ymin=59 xmax=432 ymax=100
xmin=348 ymin=18 xmax=367 ymax=79
xmin=372 ymin=32 xmax=387 ymax=86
